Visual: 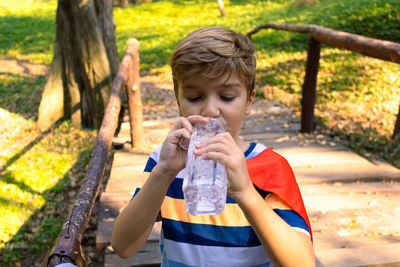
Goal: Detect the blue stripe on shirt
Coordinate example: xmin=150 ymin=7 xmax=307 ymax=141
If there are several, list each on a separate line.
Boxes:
xmin=144 ymin=157 xmax=157 ymax=172
xmin=274 ymin=209 xmax=309 ymax=232
xmin=161 ymin=210 xmax=308 ymax=248
xmin=162 ymin=218 xmax=261 ymax=247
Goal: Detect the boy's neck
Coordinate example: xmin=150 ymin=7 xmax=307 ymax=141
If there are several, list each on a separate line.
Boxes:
xmin=236 ymin=137 xmax=251 ymax=153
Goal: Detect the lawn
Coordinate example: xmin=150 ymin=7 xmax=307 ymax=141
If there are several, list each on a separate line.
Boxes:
xmin=0 ymin=0 xmax=399 ymax=265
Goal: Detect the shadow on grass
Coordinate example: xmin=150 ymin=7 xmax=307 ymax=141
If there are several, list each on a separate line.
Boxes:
xmin=0 ymin=129 xmax=52 ymax=178
xmin=0 ymin=15 xmax=54 ymax=56
xmin=0 ymin=73 xmax=46 ymax=120
xmin=0 ymin=147 xmax=94 ymax=266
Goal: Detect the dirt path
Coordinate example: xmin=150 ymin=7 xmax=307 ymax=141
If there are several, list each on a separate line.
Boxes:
xmin=0 ymin=58 xmax=48 ymax=77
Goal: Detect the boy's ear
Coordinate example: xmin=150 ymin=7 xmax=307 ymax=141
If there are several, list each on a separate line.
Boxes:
xmin=245 ymin=90 xmax=256 ymax=116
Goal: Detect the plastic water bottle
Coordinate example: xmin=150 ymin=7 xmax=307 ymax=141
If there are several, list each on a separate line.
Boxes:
xmin=182 ymin=118 xmax=227 ymax=216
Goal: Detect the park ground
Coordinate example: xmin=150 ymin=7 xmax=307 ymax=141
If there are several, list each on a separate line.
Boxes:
xmin=0 ymin=0 xmax=399 ymax=265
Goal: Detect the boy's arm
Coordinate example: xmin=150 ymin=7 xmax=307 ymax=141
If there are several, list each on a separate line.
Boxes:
xmin=111 ymin=116 xmax=209 ymax=258
xmin=235 ymin=188 xmax=315 ymax=267
xmin=195 ymin=133 xmax=315 ymax=267
xmin=111 ymin=165 xmax=175 ymax=258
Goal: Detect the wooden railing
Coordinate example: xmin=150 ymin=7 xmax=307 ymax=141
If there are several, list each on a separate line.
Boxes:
xmin=247 ymin=23 xmax=400 ymax=138
xmin=42 ymin=38 xmax=143 ymax=267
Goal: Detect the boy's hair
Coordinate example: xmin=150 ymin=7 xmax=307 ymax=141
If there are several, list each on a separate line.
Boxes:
xmin=170 ymin=27 xmax=256 ymax=99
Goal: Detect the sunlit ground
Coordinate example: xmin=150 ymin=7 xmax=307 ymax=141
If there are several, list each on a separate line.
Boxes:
xmin=0 ymin=107 xmax=96 ymax=249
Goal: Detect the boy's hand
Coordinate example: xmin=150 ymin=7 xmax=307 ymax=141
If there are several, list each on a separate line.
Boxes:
xmin=158 ymin=115 xmax=209 ymax=181
xmin=193 ymin=133 xmax=254 ymax=201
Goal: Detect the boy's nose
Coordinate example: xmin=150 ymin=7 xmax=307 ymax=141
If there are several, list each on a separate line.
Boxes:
xmin=201 ymin=98 xmax=220 ymax=118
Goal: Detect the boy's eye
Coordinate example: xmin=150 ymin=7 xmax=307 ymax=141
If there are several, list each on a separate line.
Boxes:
xmin=220 ymin=96 xmax=236 ymax=102
xmin=187 ymin=96 xmax=202 ymax=102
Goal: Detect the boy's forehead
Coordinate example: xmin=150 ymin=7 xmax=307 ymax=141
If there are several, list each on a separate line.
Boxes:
xmin=181 ymin=72 xmax=246 ymax=89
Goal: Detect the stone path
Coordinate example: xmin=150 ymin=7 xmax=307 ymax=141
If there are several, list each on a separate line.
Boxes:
xmin=96 ymin=74 xmax=400 ymax=267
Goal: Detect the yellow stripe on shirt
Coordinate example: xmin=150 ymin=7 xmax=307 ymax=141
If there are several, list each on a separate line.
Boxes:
xmin=265 ymin=193 xmax=291 ymax=210
xmin=161 ymin=197 xmax=251 ymax=227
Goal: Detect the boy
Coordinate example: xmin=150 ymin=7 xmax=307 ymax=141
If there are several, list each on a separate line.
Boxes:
xmin=112 ymin=27 xmax=315 ymax=266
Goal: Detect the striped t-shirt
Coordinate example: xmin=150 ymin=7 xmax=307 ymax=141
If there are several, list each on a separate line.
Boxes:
xmin=135 ymin=142 xmax=310 ymax=267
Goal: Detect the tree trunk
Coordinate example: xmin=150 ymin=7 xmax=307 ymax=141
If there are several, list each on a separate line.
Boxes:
xmin=37 ymin=0 xmax=118 ymax=131
xmin=95 ymin=0 xmax=119 ymax=77
xmin=37 ymin=42 xmax=64 ymax=131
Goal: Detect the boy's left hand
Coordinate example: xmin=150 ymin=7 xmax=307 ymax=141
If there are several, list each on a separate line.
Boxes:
xmin=193 ymin=133 xmax=253 ymax=201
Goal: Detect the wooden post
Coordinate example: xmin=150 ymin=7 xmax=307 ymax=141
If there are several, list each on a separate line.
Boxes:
xmin=393 ymin=104 xmax=400 ymax=138
xmin=217 ymin=0 xmax=226 ymax=17
xmin=300 ymin=37 xmax=321 ymax=133
xmin=126 ymin=39 xmax=144 ymax=148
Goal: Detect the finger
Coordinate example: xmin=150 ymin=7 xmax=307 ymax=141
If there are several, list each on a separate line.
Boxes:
xmin=200 ymin=151 xmax=230 ymax=166
xmin=194 ymin=142 xmax=227 ymax=156
xmin=171 ymin=117 xmax=193 ymax=133
xmin=195 ymin=132 xmax=233 ymax=148
xmin=187 ymin=115 xmax=210 ymax=126
xmin=168 ymin=128 xmax=191 ymax=145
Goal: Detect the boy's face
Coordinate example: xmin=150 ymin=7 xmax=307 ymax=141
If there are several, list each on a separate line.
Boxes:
xmin=177 ymin=72 xmax=255 ymax=145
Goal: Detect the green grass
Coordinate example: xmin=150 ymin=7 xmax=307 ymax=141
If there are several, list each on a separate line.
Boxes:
xmin=0 ymin=0 xmax=399 ymax=265
xmin=0 ymin=0 xmax=56 ymax=63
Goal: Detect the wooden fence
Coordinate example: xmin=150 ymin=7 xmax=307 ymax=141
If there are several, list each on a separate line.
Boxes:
xmin=42 ymin=38 xmax=143 ymax=267
xmin=247 ymin=23 xmax=400 ymax=138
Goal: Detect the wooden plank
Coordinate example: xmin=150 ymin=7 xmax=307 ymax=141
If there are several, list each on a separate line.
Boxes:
xmin=316 ymin=243 xmax=400 ymax=267
xmin=105 ymin=167 xmax=147 ymax=193
xmin=302 ymin=190 xmax=400 ymax=212
xmin=299 ymin=181 xmax=400 ymax=196
xmin=105 ymin=241 xmax=161 ymax=267
xmin=311 ymin=206 xmax=400 ymax=254
xmin=99 ymin=201 xmax=127 ymax=222
xmin=239 ymin=122 xmax=300 ymax=135
xmin=96 ymin=201 xmax=127 ymax=251
xmin=293 ymin=163 xmax=400 ymax=184
xmin=241 ymin=131 xmax=298 ymax=142
xmin=309 ymin=206 xmax=400 ymax=234
xmin=313 ymin=231 xmax=399 ymax=252
xmin=97 ymin=220 xmax=161 ymax=251
xmin=279 ymin=148 xmax=374 ymax=167
xmin=100 ymin=192 xmax=133 ymax=205
xmin=112 ymin=152 xmax=149 ymax=168
xmin=96 ymin=221 xmax=114 ymax=251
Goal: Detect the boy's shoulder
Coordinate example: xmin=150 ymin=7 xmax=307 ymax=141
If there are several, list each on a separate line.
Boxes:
xmin=149 ymin=144 xmax=163 ymax=161
xmin=246 ymin=142 xmax=289 ymax=166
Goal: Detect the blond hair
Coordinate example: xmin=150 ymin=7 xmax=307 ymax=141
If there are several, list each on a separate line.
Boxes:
xmin=170 ymin=27 xmax=256 ymax=98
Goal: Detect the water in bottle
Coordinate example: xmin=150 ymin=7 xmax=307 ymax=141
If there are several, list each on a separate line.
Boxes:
xmin=182 ymin=118 xmax=227 ymax=216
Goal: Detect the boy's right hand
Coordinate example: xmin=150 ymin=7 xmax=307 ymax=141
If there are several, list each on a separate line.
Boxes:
xmin=157 ymin=115 xmax=209 ymax=182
